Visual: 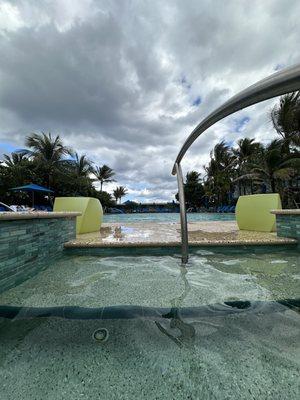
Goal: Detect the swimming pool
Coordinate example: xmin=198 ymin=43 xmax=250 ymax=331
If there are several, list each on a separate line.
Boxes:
xmin=0 ymin=247 xmax=299 ymax=399
xmin=104 ymin=212 xmax=235 ymax=223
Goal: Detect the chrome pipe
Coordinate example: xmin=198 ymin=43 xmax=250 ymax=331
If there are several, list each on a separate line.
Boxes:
xmin=172 ymin=63 xmax=300 ymax=175
xmin=175 ymin=162 xmax=189 ymax=264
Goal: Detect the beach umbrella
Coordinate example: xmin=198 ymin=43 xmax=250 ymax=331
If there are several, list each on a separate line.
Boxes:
xmin=9 ymin=184 xmax=54 ymax=208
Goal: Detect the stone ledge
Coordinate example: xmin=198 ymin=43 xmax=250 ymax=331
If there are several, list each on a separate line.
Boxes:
xmin=64 ymin=238 xmax=296 ymax=248
xmin=270 ymin=209 xmax=300 ymax=215
xmin=0 ymin=211 xmax=81 ymax=221
xmin=64 ymin=221 xmax=298 ymax=249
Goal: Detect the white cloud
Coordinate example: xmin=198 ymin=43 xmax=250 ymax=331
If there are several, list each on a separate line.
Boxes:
xmin=0 ymin=2 xmax=24 ymax=31
xmin=0 ymin=0 xmax=300 ymax=202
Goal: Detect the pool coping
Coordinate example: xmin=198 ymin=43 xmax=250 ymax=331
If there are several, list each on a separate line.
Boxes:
xmin=63 ymin=220 xmax=297 ymax=249
xmin=270 ymin=209 xmax=300 ymax=215
xmin=0 ymin=211 xmax=81 ymax=220
xmin=64 ymin=240 xmax=297 ymax=248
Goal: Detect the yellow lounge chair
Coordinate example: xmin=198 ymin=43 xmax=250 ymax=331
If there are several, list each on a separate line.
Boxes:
xmin=236 ymin=194 xmax=282 ymax=232
xmin=53 ymin=197 xmax=103 ymax=234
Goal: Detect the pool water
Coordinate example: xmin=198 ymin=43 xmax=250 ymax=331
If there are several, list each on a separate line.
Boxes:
xmin=103 ymin=212 xmax=235 ymax=223
xmin=0 ymin=248 xmax=299 ymax=399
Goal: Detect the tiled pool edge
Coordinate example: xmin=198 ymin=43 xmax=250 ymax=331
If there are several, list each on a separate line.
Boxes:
xmin=64 ymin=242 xmax=298 ymax=257
xmin=1 ymin=211 xmax=297 ymax=290
xmin=0 ymin=212 xmax=80 ymax=293
xmin=271 ymin=209 xmax=300 ymax=241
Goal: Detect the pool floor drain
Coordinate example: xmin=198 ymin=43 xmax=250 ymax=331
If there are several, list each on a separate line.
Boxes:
xmin=93 ymin=328 xmax=109 ymax=343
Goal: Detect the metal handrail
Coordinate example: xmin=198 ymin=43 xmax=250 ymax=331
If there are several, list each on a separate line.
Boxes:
xmin=175 ymin=163 xmax=188 ymax=263
xmin=173 ymin=63 xmax=300 ymax=263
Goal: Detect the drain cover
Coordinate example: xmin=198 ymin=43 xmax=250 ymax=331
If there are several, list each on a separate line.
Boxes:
xmin=93 ymin=328 xmax=109 ymax=343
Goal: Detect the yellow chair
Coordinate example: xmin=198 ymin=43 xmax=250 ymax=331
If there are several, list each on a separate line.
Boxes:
xmin=236 ymin=194 xmax=282 ymax=232
xmin=53 ymin=197 xmax=103 ymax=234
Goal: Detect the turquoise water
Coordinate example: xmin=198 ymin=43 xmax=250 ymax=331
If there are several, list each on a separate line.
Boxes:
xmin=0 ymin=248 xmax=299 ymax=399
xmin=104 ymin=212 xmax=235 ymax=223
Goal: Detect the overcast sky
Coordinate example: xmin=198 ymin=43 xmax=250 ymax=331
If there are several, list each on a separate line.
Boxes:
xmin=0 ymin=0 xmax=300 ymax=203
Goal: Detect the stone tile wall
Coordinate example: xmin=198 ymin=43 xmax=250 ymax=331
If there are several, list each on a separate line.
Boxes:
xmin=0 ymin=217 xmax=76 ymax=293
xmin=276 ymin=215 xmax=300 ymax=241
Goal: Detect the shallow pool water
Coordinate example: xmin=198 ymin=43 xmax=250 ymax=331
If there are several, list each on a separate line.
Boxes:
xmin=0 ymin=248 xmax=299 ymax=399
xmin=104 ymin=211 xmax=235 ymax=223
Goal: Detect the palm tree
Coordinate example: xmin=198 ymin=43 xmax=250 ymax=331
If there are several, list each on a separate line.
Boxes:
xmin=183 ymin=171 xmax=204 ymax=208
xmin=24 ymin=132 xmax=72 ymax=187
xmin=113 ymin=186 xmax=128 ymax=204
xmin=271 ymin=91 xmax=300 ymax=151
xmin=1 ymin=151 xmax=33 ymax=185
xmin=204 ymin=141 xmax=235 ymax=205
xmin=251 ymin=140 xmax=299 ymax=193
xmin=233 ymin=138 xmax=261 ymax=164
xmin=93 ymin=165 xmax=115 ymax=191
xmin=56 ymin=152 xmax=94 ymax=196
xmin=2 ymin=151 xmax=28 ymax=167
xmin=186 ymin=171 xmax=201 ymax=185
xmin=212 ymin=140 xmax=234 ymax=167
xmin=233 ymin=138 xmax=263 ymax=194
xmin=71 ymin=153 xmax=93 ymax=178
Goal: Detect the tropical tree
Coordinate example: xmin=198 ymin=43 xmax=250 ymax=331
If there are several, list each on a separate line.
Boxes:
xmin=186 ymin=171 xmax=201 ymax=184
xmin=69 ymin=152 xmax=93 ymax=178
xmin=232 ymin=138 xmax=263 ymax=194
xmin=93 ymin=164 xmax=115 ymax=191
xmin=182 ymin=171 xmax=204 ymax=208
xmin=2 ymin=151 xmax=28 ymax=168
xmin=113 ymin=186 xmax=128 ymax=204
xmin=54 ymin=152 xmax=95 ymax=196
xmin=97 ymin=190 xmax=116 ymax=208
xmin=0 ymin=134 xmax=119 ymax=208
xmin=204 ymin=141 xmax=235 ymax=204
xmin=271 ymin=91 xmax=300 ymax=151
xmin=251 ymin=140 xmax=299 ymax=193
xmin=24 ymin=132 xmax=72 ymax=187
xmin=1 ymin=151 xmax=35 ymax=187
xmin=233 ymin=138 xmax=261 ymax=165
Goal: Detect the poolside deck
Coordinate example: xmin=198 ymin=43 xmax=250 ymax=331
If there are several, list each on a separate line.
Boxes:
xmin=64 ymin=221 xmax=297 ymax=248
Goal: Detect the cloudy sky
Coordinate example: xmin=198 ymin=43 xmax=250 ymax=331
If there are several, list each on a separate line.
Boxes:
xmin=0 ymin=0 xmax=300 ymax=203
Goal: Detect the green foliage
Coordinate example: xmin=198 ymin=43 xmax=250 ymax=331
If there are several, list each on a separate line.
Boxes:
xmin=93 ymin=164 xmax=116 ymax=191
xmin=184 ymin=171 xmax=204 ymax=207
xmin=94 ymin=190 xmax=115 ymax=208
xmin=271 ymin=91 xmax=300 ymax=149
xmin=203 ymin=140 xmax=235 ymax=204
xmin=0 ymin=132 xmax=119 ymax=208
xmin=113 ymin=186 xmax=128 ymax=203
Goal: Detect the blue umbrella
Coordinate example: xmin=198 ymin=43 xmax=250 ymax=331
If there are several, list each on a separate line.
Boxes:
xmin=10 ymin=184 xmax=54 ymax=207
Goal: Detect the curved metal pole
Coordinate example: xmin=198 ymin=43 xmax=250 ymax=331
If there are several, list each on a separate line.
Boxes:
xmin=175 ymin=162 xmax=188 ymax=264
xmin=172 ymin=63 xmax=300 ymax=175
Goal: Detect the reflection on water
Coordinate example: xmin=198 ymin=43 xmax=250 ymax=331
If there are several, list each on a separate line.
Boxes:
xmin=104 ymin=212 xmax=235 ymax=223
xmin=101 ymin=225 xmax=151 ymax=242
xmin=0 ymin=250 xmax=299 ymax=308
xmin=155 ymin=265 xmax=196 ymax=347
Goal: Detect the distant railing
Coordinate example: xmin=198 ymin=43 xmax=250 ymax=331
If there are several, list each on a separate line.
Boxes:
xmin=172 ymin=63 xmax=300 ymax=264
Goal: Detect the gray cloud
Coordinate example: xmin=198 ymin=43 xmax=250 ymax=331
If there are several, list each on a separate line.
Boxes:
xmin=0 ymin=0 xmax=300 ymax=202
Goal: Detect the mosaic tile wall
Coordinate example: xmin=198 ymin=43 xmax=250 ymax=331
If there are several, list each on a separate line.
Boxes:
xmin=0 ymin=217 xmax=76 ymax=293
xmin=276 ymin=215 xmax=300 ymax=242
